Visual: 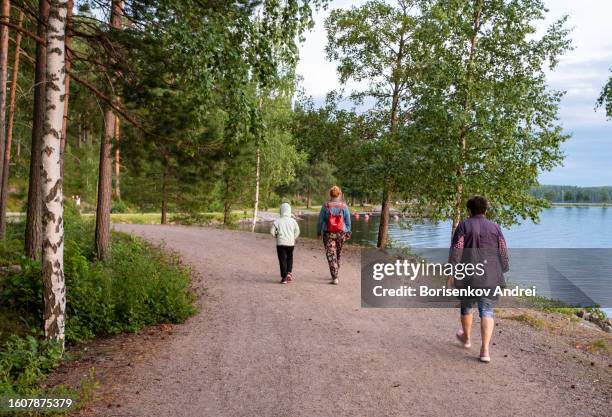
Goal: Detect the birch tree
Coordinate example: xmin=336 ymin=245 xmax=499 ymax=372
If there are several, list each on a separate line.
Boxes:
xmin=325 ymin=0 xmax=419 ymax=248
xmin=414 ymin=0 xmax=572 ymax=235
xmin=41 ymin=0 xmax=68 ymax=345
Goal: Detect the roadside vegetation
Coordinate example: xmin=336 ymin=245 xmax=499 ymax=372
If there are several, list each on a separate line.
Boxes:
xmin=0 ymin=203 xmax=195 ymax=399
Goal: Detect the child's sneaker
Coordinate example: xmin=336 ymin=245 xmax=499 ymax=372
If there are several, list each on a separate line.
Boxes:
xmin=331 ymin=278 xmax=339 ymax=285
xmin=286 ymin=273 xmax=294 ymax=283
xmin=280 ymin=277 xmax=288 ymax=284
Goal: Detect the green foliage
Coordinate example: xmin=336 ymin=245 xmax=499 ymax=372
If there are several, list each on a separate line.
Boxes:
xmin=596 ymin=69 xmax=612 ymax=119
xmin=110 ymin=199 xmax=130 ymax=214
xmin=0 ymin=208 xmax=196 ymax=395
xmin=0 ymin=335 xmax=63 ymax=396
xmin=1 ymin=214 xmax=195 ymax=344
xmin=530 ymin=185 xmax=612 ymax=204
xmin=410 ymin=0 xmax=572 ymax=227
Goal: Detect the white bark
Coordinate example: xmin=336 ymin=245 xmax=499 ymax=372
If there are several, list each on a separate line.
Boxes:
xmin=251 ymin=146 xmax=260 ymax=232
xmin=41 ymin=0 xmax=68 ymax=346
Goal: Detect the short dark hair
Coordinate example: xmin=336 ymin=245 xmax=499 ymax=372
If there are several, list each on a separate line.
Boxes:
xmin=466 ymin=196 xmax=488 ymax=215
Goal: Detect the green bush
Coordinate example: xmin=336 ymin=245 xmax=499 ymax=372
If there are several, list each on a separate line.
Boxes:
xmin=1 ymin=223 xmax=195 ymax=344
xmin=111 ymin=199 xmax=130 ymax=214
xmin=0 ymin=335 xmax=63 ymax=396
xmin=0 ymin=207 xmax=196 ymax=394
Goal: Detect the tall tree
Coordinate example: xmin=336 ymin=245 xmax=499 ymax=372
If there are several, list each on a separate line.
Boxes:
xmin=0 ymin=7 xmax=23 ymax=237
xmin=41 ymin=0 xmax=68 ymax=345
xmin=325 ymin=0 xmax=419 ymax=248
xmin=25 ymin=0 xmax=50 ymax=259
xmin=94 ymin=0 xmax=121 ymax=260
xmin=0 ymin=0 xmax=10 ymax=238
xmin=414 ymin=0 xmax=572 ymax=234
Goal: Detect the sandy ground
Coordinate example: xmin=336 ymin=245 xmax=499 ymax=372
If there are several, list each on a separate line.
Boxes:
xmin=75 ymin=225 xmax=610 ymax=417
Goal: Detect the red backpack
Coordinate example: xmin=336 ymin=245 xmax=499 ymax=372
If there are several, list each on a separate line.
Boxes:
xmin=326 ymin=202 xmax=345 ymax=233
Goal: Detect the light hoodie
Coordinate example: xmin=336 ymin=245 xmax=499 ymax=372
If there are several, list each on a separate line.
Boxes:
xmin=270 ymin=203 xmax=301 ymax=246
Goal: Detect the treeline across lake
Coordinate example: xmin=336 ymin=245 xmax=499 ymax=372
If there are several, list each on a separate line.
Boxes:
xmin=532 ymin=186 xmax=612 ymax=204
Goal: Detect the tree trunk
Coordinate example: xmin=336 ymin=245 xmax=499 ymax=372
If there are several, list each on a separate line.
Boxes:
xmin=376 ymin=34 xmax=405 ymax=249
xmin=251 ymin=146 xmax=260 ymax=232
xmin=451 ymin=0 xmax=482 ymax=238
xmin=376 ymin=184 xmax=392 ymax=248
xmin=160 ymin=170 xmax=167 ymax=225
xmin=113 ymin=116 xmax=120 ymax=199
xmin=0 ymin=0 xmax=10 ymax=239
xmin=59 ymin=0 xmax=72 ymax=174
xmin=1 ymin=7 xmax=23 ymax=238
xmin=94 ymin=109 xmax=115 ymax=259
xmin=306 ymin=187 xmax=311 ymax=209
xmin=223 ymin=200 xmax=231 ymax=225
xmin=41 ymin=0 xmax=68 ymax=346
xmin=25 ymin=0 xmax=49 ymax=259
xmin=94 ymin=0 xmax=122 ymax=259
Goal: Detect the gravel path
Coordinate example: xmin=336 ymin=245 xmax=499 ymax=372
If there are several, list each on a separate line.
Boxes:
xmin=82 ymin=225 xmax=610 ymax=417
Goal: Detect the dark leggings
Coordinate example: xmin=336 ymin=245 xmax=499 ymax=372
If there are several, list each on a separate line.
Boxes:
xmin=276 ymin=245 xmax=294 ymax=278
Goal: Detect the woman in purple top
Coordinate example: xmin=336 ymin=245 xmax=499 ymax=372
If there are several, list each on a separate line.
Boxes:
xmin=449 ymin=196 xmax=509 ymax=363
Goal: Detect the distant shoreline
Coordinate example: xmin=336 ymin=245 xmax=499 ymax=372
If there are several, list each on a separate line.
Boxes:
xmin=550 ymin=203 xmax=611 ymax=207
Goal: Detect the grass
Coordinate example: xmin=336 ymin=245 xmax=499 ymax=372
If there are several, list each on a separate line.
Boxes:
xmin=507 ymin=312 xmax=547 ymax=330
xmin=78 ymin=211 xmax=251 ymax=225
xmin=585 ymin=339 xmax=611 ymax=354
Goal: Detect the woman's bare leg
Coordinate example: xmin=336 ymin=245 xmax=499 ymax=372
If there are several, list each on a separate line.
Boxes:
xmin=460 ymin=312 xmax=473 ymax=345
xmin=480 ymin=317 xmax=494 ymax=357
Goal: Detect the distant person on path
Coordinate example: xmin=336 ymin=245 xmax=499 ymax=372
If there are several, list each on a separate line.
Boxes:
xmin=317 ymin=186 xmax=352 ymax=285
xmin=271 ymin=203 xmax=300 ymax=284
xmin=449 ymin=196 xmax=509 ymax=363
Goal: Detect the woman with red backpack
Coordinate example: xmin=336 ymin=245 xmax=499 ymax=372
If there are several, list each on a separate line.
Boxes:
xmin=317 ymin=186 xmax=352 ymax=285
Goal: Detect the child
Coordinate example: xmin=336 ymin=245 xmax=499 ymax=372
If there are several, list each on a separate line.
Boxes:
xmin=270 ymin=203 xmax=300 ymax=284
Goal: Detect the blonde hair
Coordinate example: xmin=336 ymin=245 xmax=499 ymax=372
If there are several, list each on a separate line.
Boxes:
xmin=329 ymin=185 xmax=341 ymax=198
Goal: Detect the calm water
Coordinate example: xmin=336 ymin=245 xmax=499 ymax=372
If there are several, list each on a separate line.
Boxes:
xmin=252 ymin=206 xmax=612 ymax=248
xmin=250 ymin=207 xmax=612 ymax=313
xmin=272 ymin=207 xmax=612 ymax=248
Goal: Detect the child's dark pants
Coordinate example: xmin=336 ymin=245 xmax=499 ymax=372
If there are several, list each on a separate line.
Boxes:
xmin=276 ymin=245 xmax=294 ymax=278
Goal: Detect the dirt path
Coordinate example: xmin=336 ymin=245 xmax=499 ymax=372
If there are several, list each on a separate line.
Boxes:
xmin=81 ymin=225 xmax=610 ymax=417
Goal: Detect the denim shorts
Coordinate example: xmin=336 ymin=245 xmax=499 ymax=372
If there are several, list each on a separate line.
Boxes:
xmin=460 ymin=297 xmax=496 ymax=318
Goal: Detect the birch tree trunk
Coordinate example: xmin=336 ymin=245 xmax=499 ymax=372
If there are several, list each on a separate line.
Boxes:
xmin=0 ymin=0 xmax=10 ymax=239
xmin=41 ymin=0 xmax=68 ymax=345
xmin=251 ymin=146 xmax=260 ymax=232
xmin=94 ymin=0 xmax=121 ymax=259
xmin=1 ymin=8 xmax=23 ymax=237
xmin=376 ymin=36 xmax=404 ymax=249
xmin=25 ymin=0 xmax=50 ymax=259
xmin=451 ymin=0 xmax=482 ymax=238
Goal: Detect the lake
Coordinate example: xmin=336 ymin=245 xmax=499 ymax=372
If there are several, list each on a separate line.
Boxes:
xmin=252 ymin=206 xmax=612 ymax=248
xmin=249 ymin=207 xmax=612 ymax=313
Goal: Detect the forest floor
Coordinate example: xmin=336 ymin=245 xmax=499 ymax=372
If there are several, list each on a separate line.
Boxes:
xmin=53 ymin=225 xmax=611 ymax=417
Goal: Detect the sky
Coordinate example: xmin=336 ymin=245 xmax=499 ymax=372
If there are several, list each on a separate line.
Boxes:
xmin=296 ymin=0 xmax=612 ymax=187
